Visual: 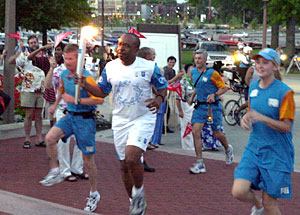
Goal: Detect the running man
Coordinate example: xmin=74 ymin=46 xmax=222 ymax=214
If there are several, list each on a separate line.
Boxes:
xmin=232 ymin=48 xmax=295 ymax=215
xmin=40 ymin=44 xmax=103 ymax=212
xmin=188 ymin=49 xmax=234 ymax=174
xmin=80 ymin=33 xmax=168 ymax=215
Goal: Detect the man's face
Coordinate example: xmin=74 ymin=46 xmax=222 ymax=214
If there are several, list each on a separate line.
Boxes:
xmin=28 ymin=38 xmax=39 ymax=51
xmin=167 ymin=59 xmax=176 ymax=69
xmin=63 ymin=51 xmax=78 ymax=72
xmin=55 ymin=46 xmax=63 ymax=60
xmin=117 ymin=34 xmax=138 ymax=64
xmin=150 ymin=50 xmax=156 ymax=61
xmin=194 ymin=53 xmax=207 ymax=69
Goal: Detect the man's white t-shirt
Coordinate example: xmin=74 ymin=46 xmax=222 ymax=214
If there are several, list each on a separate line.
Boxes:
xmin=98 ymin=57 xmax=167 ymax=130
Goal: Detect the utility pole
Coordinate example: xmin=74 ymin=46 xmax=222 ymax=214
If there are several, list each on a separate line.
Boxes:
xmin=101 ymin=0 xmax=104 ymax=47
xmin=3 ymin=0 xmax=16 ymax=123
xmin=262 ymin=0 xmax=268 ymax=48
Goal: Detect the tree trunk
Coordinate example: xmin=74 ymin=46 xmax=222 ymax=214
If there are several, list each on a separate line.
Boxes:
xmin=42 ymin=28 xmax=47 ymax=45
xmin=3 ymin=0 xmax=16 ymax=123
xmin=271 ymin=23 xmax=279 ymax=49
xmin=286 ymin=14 xmax=296 ymax=59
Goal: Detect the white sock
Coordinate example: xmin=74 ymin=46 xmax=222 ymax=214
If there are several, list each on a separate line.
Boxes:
xmin=132 ymin=185 xmax=144 ymax=197
xmin=197 ymin=158 xmax=203 ymax=163
xmin=50 ymin=167 xmax=59 ymax=173
xmin=90 ymin=191 xmax=99 ymax=196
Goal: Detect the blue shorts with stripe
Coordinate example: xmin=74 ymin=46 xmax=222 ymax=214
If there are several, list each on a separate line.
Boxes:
xmin=54 ymin=113 xmax=96 ymax=155
xmin=234 ymin=149 xmax=292 ymax=199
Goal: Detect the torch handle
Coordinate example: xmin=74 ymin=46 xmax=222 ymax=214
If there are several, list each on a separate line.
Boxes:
xmin=74 ymin=35 xmax=86 ymax=105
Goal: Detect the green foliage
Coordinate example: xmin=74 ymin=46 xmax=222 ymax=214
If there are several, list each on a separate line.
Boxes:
xmin=182 ymin=50 xmax=194 ymax=65
xmin=193 ymin=16 xmax=199 ymax=28
xmin=228 ymin=16 xmax=241 ymax=28
xmin=0 ymin=0 xmax=93 ymax=32
xmin=250 ymin=18 xmax=259 ymax=30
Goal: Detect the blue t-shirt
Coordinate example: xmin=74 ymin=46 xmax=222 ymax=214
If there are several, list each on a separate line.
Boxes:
xmin=60 ymin=69 xmax=97 ymax=112
xmin=247 ymin=79 xmax=294 ymax=173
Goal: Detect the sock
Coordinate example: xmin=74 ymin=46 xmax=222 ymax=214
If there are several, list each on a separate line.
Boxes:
xmin=197 ymin=158 xmax=203 ymax=163
xmin=50 ymin=167 xmax=59 ymax=173
xmin=132 ymin=185 xmax=144 ymax=197
xmin=90 ymin=190 xmax=99 ymax=196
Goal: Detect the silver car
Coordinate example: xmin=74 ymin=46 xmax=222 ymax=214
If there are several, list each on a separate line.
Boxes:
xmin=195 ymin=41 xmax=235 ymax=70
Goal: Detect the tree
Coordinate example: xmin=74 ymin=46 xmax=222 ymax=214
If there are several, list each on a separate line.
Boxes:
xmin=268 ymin=0 xmax=300 ymax=58
xmin=0 ymin=0 xmax=93 ymax=44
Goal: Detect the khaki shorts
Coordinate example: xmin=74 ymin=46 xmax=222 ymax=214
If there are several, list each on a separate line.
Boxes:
xmin=21 ymin=92 xmax=44 ymax=108
xmin=43 ymin=100 xmax=55 ymax=120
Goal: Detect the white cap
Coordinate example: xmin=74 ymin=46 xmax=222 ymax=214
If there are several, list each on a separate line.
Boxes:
xmin=243 ymin=46 xmax=253 ymax=54
xmin=238 ymin=42 xmax=245 ymax=49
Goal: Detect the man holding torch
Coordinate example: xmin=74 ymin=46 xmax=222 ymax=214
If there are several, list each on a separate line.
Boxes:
xmin=79 ymin=33 xmax=168 ymax=215
xmin=40 ymin=43 xmax=103 ymax=212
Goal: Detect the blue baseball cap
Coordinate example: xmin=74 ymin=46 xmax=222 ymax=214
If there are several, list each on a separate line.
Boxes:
xmin=252 ymin=48 xmax=280 ymax=65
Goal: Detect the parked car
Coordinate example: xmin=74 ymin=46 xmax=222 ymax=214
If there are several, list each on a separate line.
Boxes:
xmin=181 ymin=38 xmax=201 ymax=50
xmin=195 ymin=41 xmax=235 ymax=70
xmin=216 ymin=34 xmax=249 ymax=47
xmin=232 ymin=31 xmax=248 ymax=38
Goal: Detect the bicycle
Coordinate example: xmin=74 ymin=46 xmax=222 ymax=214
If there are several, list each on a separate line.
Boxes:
xmin=223 ymin=81 xmax=247 ymax=126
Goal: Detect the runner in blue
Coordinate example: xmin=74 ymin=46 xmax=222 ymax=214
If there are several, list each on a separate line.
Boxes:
xmin=40 ymin=44 xmax=103 ymax=212
xmin=232 ymin=48 xmax=295 ymax=215
xmin=188 ymin=49 xmax=234 ymax=174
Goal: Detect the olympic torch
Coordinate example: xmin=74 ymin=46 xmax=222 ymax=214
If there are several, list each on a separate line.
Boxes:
xmin=75 ymin=26 xmax=98 ymax=104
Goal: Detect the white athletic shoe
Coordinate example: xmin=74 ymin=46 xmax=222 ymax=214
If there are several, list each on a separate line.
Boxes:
xmin=39 ymin=169 xmax=64 ymax=186
xmin=251 ymin=205 xmax=265 ymax=215
xmin=189 ymin=160 xmax=206 ymax=174
xmin=130 ymin=190 xmax=147 ymax=215
xmin=84 ymin=192 xmax=101 ymax=212
xmin=225 ymin=144 xmax=234 ymax=165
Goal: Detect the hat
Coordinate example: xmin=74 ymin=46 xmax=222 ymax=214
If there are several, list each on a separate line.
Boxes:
xmin=243 ymin=46 xmax=253 ymax=54
xmin=252 ymin=48 xmax=280 ymax=65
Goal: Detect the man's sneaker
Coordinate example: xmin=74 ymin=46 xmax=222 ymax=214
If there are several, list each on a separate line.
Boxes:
xmin=84 ymin=192 xmax=101 ymax=212
xmin=251 ymin=205 xmax=265 ymax=215
xmin=189 ymin=160 xmax=206 ymax=174
xmin=39 ymin=169 xmax=64 ymax=186
xmin=225 ymin=144 xmax=234 ymax=165
xmin=130 ymin=190 xmax=147 ymax=215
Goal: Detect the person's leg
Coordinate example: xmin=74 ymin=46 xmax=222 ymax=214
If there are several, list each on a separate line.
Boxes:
xmin=125 ymin=145 xmax=144 ymax=189
xmin=71 ymin=143 xmax=85 ymax=176
xmin=262 ymin=191 xmax=281 ymax=215
xmin=232 ymin=179 xmax=263 ymax=210
xmin=24 ymin=107 xmax=34 ymax=143
xmin=192 ymin=123 xmax=205 ymax=159
xmin=45 ymin=126 xmax=65 ymax=169
xmin=120 ymin=159 xmax=134 ymax=198
xmin=213 ymin=130 xmax=229 ymax=150
xmin=34 ymin=108 xmax=43 ymax=143
xmin=82 ymin=154 xmax=97 ymax=192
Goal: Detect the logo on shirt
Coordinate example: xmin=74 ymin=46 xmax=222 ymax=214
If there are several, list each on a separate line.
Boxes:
xmin=141 ymin=71 xmax=145 ymax=77
xmin=268 ymin=98 xmax=279 ymax=107
xmin=202 ymin=77 xmax=208 ymax=82
xmin=250 ymin=89 xmax=258 ymax=97
xmin=143 ymin=138 xmax=147 ymax=144
xmin=281 ymin=187 xmax=289 ymax=194
xmin=99 ymin=76 xmax=103 ymax=83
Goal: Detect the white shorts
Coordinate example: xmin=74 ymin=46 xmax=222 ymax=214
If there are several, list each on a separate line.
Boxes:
xmin=113 ymin=115 xmax=156 ymax=160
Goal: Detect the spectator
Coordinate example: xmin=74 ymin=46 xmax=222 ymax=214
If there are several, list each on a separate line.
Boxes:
xmin=13 ymin=35 xmax=52 ymax=149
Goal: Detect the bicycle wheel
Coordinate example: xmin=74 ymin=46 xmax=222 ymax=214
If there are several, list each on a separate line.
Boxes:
xmin=224 ymin=99 xmax=240 ymax=126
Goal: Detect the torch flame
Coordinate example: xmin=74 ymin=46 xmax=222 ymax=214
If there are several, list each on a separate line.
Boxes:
xmin=81 ymin=26 xmax=98 ymax=41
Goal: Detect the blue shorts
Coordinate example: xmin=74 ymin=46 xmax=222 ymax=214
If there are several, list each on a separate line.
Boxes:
xmin=234 ymin=149 xmax=292 ymax=199
xmin=54 ymin=113 xmax=96 ymax=155
xmin=191 ymin=103 xmax=223 ymax=131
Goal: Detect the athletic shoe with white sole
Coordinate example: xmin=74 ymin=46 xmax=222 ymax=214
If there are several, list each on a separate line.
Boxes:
xmin=251 ymin=205 xmax=265 ymax=215
xmin=225 ymin=144 xmax=234 ymax=165
xmin=189 ymin=160 xmax=206 ymax=174
xmin=84 ymin=192 xmax=101 ymax=212
xmin=39 ymin=169 xmax=64 ymax=186
xmin=130 ymin=190 xmax=147 ymax=215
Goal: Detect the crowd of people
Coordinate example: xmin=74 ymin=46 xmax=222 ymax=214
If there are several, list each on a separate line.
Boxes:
xmin=0 ymin=32 xmax=296 ymax=215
